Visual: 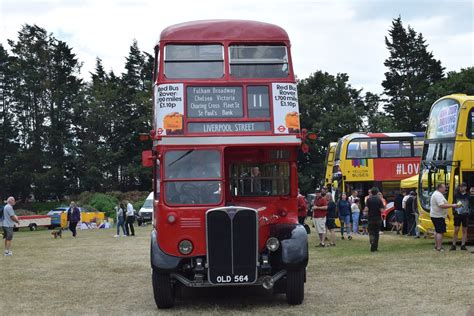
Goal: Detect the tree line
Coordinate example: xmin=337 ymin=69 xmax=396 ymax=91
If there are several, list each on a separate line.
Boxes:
xmin=0 ymin=18 xmax=473 ymax=199
xmin=297 ymin=17 xmax=474 ymax=193
xmin=0 ymin=25 xmax=153 ymax=200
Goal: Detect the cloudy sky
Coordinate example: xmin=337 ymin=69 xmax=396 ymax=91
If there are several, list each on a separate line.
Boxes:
xmin=1 ymin=0 xmax=472 ymax=93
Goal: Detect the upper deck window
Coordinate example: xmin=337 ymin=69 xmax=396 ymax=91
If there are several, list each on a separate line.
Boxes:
xmin=346 ymin=139 xmax=377 ymax=159
xmin=379 ymin=140 xmax=412 ymax=158
xmin=164 ymin=45 xmax=224 ymax=79
xmin=414 ymin=138 xmax=424 ymax=156
xmin=229 ymin=45 xmax=289 ymax=78
xmin=426 ymin=99 xmax=460 ymax=139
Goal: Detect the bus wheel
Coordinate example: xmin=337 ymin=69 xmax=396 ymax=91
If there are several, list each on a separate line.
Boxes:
xmin=286 ymin=268 xmax=305 ymax=305
xmin=152 ymin=269 xmax=175 ymax=309
xmin=29 ymin=224 xmax=37 ymax=231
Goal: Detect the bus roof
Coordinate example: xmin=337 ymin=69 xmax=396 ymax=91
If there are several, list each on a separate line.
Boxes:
xmin=160 ymin=20 xmax=290 ymax=43
xmin=340 ymin=132 xmax=424 ymax=142
xmin=436 ymin=94 xmax=474 ymax=104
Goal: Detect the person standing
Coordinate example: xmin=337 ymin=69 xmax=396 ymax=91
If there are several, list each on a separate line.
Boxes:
xmin=297 ymin=189 xmax=308 ymax=225
xmin=114 ymin=203 xmax=127 ymax=237
xmin=451 ymin=183 xmax=470 ymax=251
xmin=365 ymin=187 xmax=384 ymax=252
xmin=360 ymin=209 xmax=369 ymax=235
xmin=402 ymin=191 xmax=410 ymax=234
xmin=125 ymin=200 xmax=135 ymax=236
xmin=351 ymin=197 xmax=361 ymax=234
xmin=337 ymin=193 xmax=352 ymax=240
xmin=312 ymin=189 xmax=328 ymax=247
xmin=430 ymin=183 xmax=457 ymax=252
xmin=348 ymin=190 xmax=359 ymax=234
xmin=405 ymin=191 xmax=417 ymax=236
xmin=411 ymin=192 xmax=421 ymax=238
xmin=325 ymin=193 xmax=337 ymax=246
xmin=394 ymin=191 xmax=405 ymax=234
xmin=67 ymin=201 xmax=81 ymax=238
xmin=2 ymin=197 xmax=19 ymax=256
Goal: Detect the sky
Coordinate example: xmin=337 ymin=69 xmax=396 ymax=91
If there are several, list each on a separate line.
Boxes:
xmin=0 ymin=0 xmax=473 ymax=94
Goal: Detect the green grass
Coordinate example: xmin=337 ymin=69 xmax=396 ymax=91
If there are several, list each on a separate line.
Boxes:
xmin=0 ymin=226 xmax=472 ymax=315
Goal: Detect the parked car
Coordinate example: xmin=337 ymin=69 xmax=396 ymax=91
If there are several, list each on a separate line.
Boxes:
xmin=137 ymin=192 xmax=153 ymax=226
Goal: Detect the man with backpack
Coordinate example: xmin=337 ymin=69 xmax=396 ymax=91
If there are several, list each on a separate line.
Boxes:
xmin=2 ymin=197 xmax=20 ymax=256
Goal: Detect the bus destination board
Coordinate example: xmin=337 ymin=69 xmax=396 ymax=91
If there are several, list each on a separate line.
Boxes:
xmin=187 ymin=86 xmax=243 ymax=118
xmin=188 ymin=122 xmax=270 ymax=133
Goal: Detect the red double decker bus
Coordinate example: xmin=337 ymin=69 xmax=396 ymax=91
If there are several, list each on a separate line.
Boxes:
xmin=144 ymin=20 xmax=308 ymax=308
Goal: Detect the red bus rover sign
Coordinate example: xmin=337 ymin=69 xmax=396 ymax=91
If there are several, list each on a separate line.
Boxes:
xmin=146 ymin=20 xmax=308 ymax=309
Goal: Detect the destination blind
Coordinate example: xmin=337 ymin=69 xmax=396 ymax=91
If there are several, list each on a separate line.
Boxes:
xmin=187 ymin=86 xmax=243 ymax=118
xmin=188 ymin=122 xmax=271 ymax=133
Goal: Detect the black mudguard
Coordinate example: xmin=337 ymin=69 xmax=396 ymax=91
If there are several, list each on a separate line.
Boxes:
xmin=270 ymin=224 xmax=308 ymax=269
xmin=150 ymin=229 xmax=182 ymax=272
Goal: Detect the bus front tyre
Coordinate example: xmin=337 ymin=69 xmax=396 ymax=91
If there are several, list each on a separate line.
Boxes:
xmin=286 ymin=268 xmax=304 ymax=305
xmin=152 ymin=269 xmax=175 ymax=309
xmin=29 ymin=224 xmax=37 ymax=231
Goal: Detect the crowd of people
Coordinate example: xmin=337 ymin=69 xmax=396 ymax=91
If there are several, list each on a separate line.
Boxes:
xmin=298 ymin=183 xmax=473 ymax=253
xmin=298 ymin=186 xmax=386 ymax=251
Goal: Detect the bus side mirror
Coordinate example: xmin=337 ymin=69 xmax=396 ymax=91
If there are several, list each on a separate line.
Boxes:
xmin=142 ymin=150 xmax=153 ymax=167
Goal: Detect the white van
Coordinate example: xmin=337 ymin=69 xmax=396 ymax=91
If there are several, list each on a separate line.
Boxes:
xmin=138 ymin=192 xmax=153 ymax=226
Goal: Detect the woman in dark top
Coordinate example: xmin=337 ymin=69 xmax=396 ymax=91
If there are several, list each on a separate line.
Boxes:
xmin=337 ymin=193 xmax=352 ymax=240
xmin=325 ymin=193 xmax=337 ymax=246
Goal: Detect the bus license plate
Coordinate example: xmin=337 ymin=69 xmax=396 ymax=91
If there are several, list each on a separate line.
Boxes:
xmin=215 ymin=275 xmax=250 ymax=283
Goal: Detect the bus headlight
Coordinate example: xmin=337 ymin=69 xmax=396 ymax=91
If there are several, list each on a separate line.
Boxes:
xmin=167 ymin=214 xmax=176 ymax=223
xmin=266 ymin=237 xmax=280 ymax=252
xmin=178 ymin=240 xmax=193 ymax=255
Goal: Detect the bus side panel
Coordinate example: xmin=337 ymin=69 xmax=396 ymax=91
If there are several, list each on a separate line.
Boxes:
xmin=373 ymin=157 xmax=420 ymax=181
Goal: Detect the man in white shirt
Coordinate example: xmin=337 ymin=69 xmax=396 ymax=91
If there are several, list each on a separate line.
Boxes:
xmin=2 ymin=197 xmax=20 ymax=256
xmin=125 ymin=201 xmax=135 ymax=236
xmin=430 ymin=184 xmax=457 ymax=251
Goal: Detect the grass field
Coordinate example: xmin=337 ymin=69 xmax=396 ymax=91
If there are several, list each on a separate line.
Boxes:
xmin=1 ymin=225 xmax=473 ymax=315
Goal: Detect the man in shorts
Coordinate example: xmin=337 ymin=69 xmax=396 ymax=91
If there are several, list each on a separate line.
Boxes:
xmin=312 ymin=189 xmax=328 ymax=247
xmin=430 ymin=184 xmax=457 ymax=252
xmin=2 ymin=197 xmax=19 ymax=256
xmin=451 ymin=183 xmax=470 ymax=251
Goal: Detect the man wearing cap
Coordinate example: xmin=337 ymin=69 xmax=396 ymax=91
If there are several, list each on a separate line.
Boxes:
xmin=451 ymin=182 xmax=470 ymax=251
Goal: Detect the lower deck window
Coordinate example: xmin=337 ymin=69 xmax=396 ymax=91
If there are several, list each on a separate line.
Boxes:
xmin=230 ymin=163 xmax=290 ymax=196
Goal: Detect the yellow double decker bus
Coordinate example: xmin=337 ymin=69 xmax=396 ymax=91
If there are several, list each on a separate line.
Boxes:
xmin=323 ymin=142 xmax=337 ymax=189
xmin=418 ymin=94 xmax=474 ymax=239
xmin=330 ymin=132 xmax=423 ymax=229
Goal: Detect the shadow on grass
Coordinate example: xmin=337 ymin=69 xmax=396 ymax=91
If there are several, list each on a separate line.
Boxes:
xmin=173 ymin=286 xmax=290 ymax=310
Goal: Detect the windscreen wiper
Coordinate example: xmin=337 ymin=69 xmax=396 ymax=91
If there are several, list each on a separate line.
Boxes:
xmin=168 ymin=150 xmax=194 ymax=167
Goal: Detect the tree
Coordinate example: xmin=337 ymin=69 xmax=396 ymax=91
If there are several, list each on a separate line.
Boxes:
xmin=382 ymin=17 xmax=444 ymax=131
xmin=115 ymin=40 xmax=153 ymax=191
xmin=426 ymin=67 xmax=474 ymax=100
xmin=297 ymin=71 xmax=366 ymax=193
xmin=0 ymin=44 xmax=22 ymax=198
xmin=364 ymin=92 xmax=396 ymax=132
xmin=7 ymin=25 xmax=82 ymax=199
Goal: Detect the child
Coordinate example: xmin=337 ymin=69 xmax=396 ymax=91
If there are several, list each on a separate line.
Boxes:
xmin=361 ymin=209 xmax=369 ymax=235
